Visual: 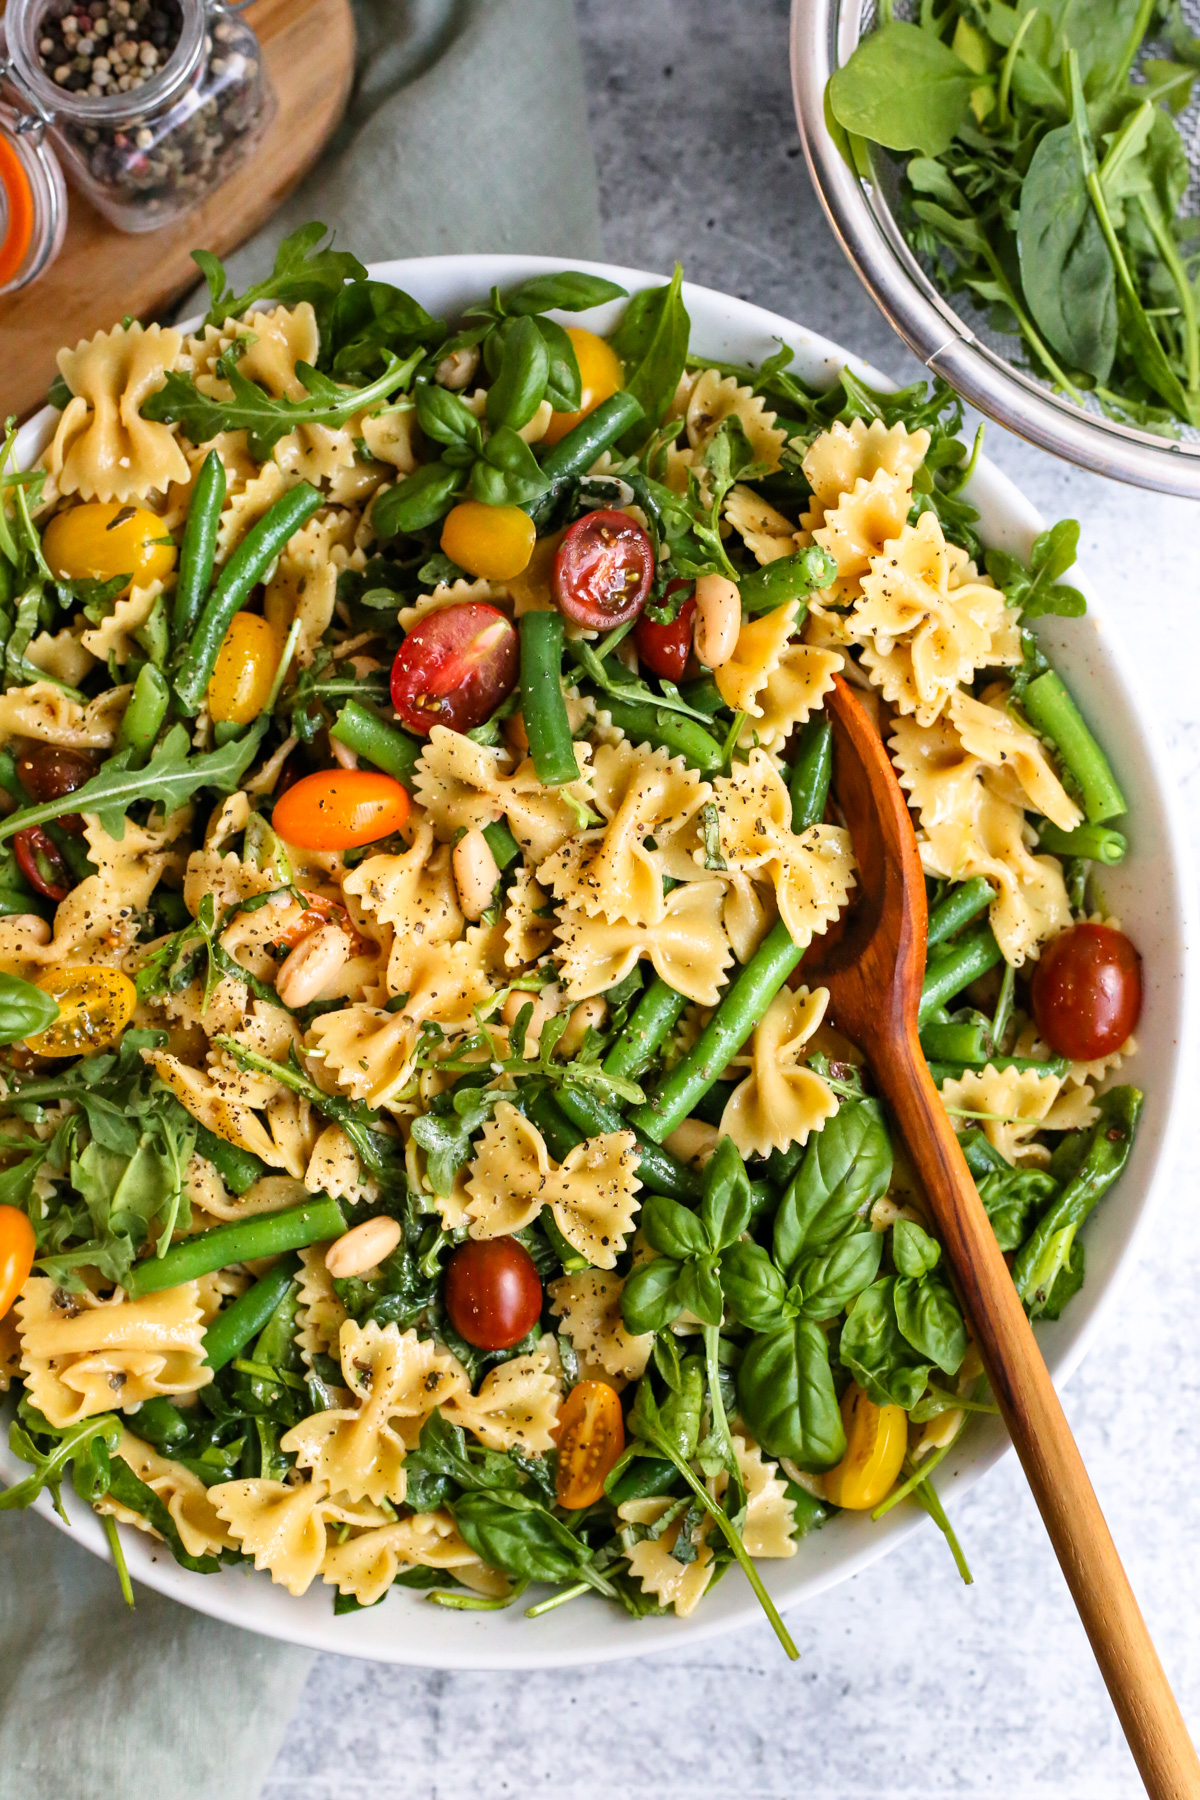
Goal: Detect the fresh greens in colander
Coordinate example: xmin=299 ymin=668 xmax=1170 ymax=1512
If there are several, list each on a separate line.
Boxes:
xmin=828 ymin=1 xmax=1200 ymax=432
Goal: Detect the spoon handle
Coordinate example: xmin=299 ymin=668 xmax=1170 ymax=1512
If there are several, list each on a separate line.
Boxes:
xmin=872 ymin=1025 xmax=1200 ymax=1800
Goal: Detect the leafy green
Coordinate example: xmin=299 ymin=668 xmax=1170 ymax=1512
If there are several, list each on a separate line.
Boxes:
xmin=737 ymin=1320 xmax=846 ymax=1471
xmin=891 ymin=1218 xmax=942 ymax=1279
xmin=609 ymin=265 xmax=690 ymax=444
xmin=985 ymin=519 xmax=1086 ymax=620
xmin=1012 ymin=1086 xmax=1142 ymax=1314
xmin=828 ymin=22 xmax=976 ymax=158
xmin=620 ymin=1138 xmax=752 ymax=1333
xmin=194 ymin=221 xmax=366 ymax=334
xmin=773 ymin=1098 xmax=892 ymax=1268
xmin=1018 ymin=123 xmax=1117 ymax=383
xmin=0 ymin=720 xmax=267 ymax=846
xmin=497 ymin=271 xmax=628 ymax=317
xmin=840 ymin=1277 xmax=933 ymax=1411
xmin=450 ymin=1490 xmax=596 ymax=1585
xmin=893 ymin=1274 xmax=967 ymax=1377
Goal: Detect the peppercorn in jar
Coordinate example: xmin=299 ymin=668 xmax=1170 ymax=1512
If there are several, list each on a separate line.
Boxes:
xmin=1 ymin=0 xmax=275 ymax=232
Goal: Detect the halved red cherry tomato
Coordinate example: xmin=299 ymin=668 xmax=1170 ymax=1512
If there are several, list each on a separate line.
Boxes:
xmin=553 ymin=509 xmax=654 ymax=629
xmin=1031 ymin=922 xmax=1142 ymax=1062
xmin=555 ymin=1380 xmax=625 ymax=1509
xmin=16 ymin=739 xmax=97 ymax=835
xmin=0 ymin=1203 xmax=36 ymax=1322
xmin=634 ymin=580 xmax=696 ymax=681
xmin=390 ymin=602 xmax=519 ymax=736
xmin=14 ymin=826 xmax=71 ymax=901
xmin=273 ymin=771 xmax=410 ymax=852
xmin=444 ymin=1238 xmax=542 ymax=1350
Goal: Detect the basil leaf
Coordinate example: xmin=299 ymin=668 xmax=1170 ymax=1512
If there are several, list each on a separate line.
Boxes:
xmin=840 ymin=1277 xmax=932 ymax=1411
xmin=609 ymin=264 xmax=690 ymax=443
xmin=0 ymin=972 xmax=59 ymax=1043
xmin=737 ymin=1319 xmax=846 ymax=1471
xmin=794 ymin=1230 xmax=883 ymax=1319
xmin=372 ymin=459 xmax=466 ymax=538
xmin=638 ymin=1192 xmax=709 ymax=1260
xmin=721 ymin=1240 xmax=794 ymax=1333
xmin=674 ymin=1253 xmax=724 ymax=1329
xmin=415 ymin=383 xmax=483 ymax=452
xmin=827 ymin=21 xmax=975 ymax=158
xmin=470 ymin=426 xmax=551 ymax=506
xmin=450 ymin=1489 xmax=592 ymax=1583
xmin=891 ymin=1218 xmax=941 ymax=1279
xmin=534 ymin=315 xmax=583 ymax=412
xmin=328 ymin=279 xmax=441 ymax=378
xmin=699 ymin=1135 xmax=753 ymax=1251
xmin=620 ymin=1256 xmax=684 ymax=1334
xmin=773 ymin=1098 xmax=892 ymax=1272
xmin=893 ymin=1274 xmax=967 ymax=1377
xmin=503 ymin=271 xmax=628 ymax=315
xmin=486 ymin=316 xmax=551 ymax=431
xmin=1018 ymin=124 xmax=1117 ymax=383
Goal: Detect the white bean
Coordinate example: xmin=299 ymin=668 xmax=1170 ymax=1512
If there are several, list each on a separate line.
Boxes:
xmin=501 ymin=988 xmax=548 ymax=1053
xmin=453 ymin=827 xmax=501 ymax=921
xmin=693 ymin=573 xmax=742 ymax=669
xmin=435 ymin=344 xmax=480 ymax=391
xmin=275 ymin=924 xmax=352 ymax=1009
xmin=557 ymin=998 xmax=607 ymax=1059
xmin=325 ymin=1216 xmax=403 ymax=1280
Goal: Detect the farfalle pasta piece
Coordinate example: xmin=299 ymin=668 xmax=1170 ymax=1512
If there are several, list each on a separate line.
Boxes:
xmin=0 ymin=1313 xmax=20 ymax=1393
xmin=444 ymin=1345 xmax=561 ymax=1453
xmin=79 ymin=577 xmax=164 ymax=662
xmin=414 ymin=725 xmax=593 ymax=863
xmin=802 ymin=416 xmax=930 ymax=510
xmin=710 ymin=749 xmax=855 ymax=945
xmin=504 ymin=862 xmax=555 ymax=969
xmin=621 ymin=1498 xmax=715 ymax=1616
xmin=939 ymin=1063 xmax=1096 ymax=1165
xmin=220 ymin=304 xmax=357 ymax=488
xmin=263 ymin=511 xmax=353 ymax=662
xmin=723 ymin=484 xmax=797 ymax=563
xmin=809 ymin=471 xmax=913 ymax=604
xmin=321 ymin=1509 xmax=506 ymax=1606
xmin=215 ymin=459 xmax=291 ymax=562
xmin=149 ymin=1051 xmax=281 ymax=1167
xmin=294 ymin=1244 xmax=349 ymax=1379
xmin=948 ymin=689 xmax=1082 ymax=831
xmin=465 ymin=1102 xmax=640 ymax=1269
xmin=720 ymin=985 xmax=837 ymax=1158
xmin=343 ymin=822 xmax=463 ymax=962
xmin=686 ymin=369 xmax=787 ymax=472
xmin=49 ymin=322 xmax=189 ymax=502
xmin=555 ymin=875 xmax=732 ymax=1007
xmin=538 ymin=742 xmax=710 ymax=927
xmin=853 ymin=512 xmax=1020 ymax=725
xmin=209 ymin=1477 xmax=387 ymax=1598
xmin=713 ymin=601 xmax=842 ymax=750
xmin=36 ymin=807 xmax=188 ymax=967
xmin=731 ymin=1434 xmax=797 ymax=1557
xmin=98 ymin=1429 xmax=237 ymax=1559
xmin=16 ymin=1278 xmax=211 ymax=1428
xmin=0 ymin=681 xmax=126 ymax=750
xmin=304 ymin=1124 xmax=376 ymax=1209
xmin=548 ymin=1271 xmax=653 ymax=1382
xmin=282 ymin=1320 xmax=469 ymax=1506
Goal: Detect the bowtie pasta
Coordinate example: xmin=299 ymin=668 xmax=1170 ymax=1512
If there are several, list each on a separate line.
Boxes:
xmin=0 ymin=231 xmax=1142 ymax=1651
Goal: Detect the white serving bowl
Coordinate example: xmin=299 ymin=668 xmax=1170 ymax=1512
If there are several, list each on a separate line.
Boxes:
xmin=3 ymin=255 xmax=1193 ymax=1669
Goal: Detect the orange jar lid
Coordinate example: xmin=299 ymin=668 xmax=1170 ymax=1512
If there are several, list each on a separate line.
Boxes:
xmin=0 ymin=108 xmax=67 ymax=296
xmin=0 ymin=129 xmax=36 ymax=289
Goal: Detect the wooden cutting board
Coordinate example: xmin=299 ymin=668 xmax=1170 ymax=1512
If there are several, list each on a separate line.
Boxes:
xmin=1 ymin=0 xmax=355 ymax=418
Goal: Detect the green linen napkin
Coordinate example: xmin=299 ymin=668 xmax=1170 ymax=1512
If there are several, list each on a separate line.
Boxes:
xmin=0 ymin=3 xmax=599 ymax=1795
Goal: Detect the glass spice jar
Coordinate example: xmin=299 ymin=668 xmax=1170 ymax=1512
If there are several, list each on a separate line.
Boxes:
xmin=1 ymin=0 xmax=276 ymax=233
xmin=0 ymin=101 xmax=67 ymax=293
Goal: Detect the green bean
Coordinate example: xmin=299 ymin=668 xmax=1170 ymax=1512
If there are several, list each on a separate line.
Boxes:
xmin=630 ymin=918 xmax=804 ymax=1143
xmin=482 ymin=819 xmax=521 ymax=870
xmin=1012 ymin=1086 xmax=1142 ymax=1313
xmin=115 ymin=663 xmax=170 ymax=767
xmin=1037 ymin=820 xmax=1127 ymax=864
xmin=929 ymin=1054 xmax=1070 ymax=1085
xmin=593 ymin=692 xmax=724 ymax=773
xmin=788 ymin=713 xmax=833 ymax=831
xmin=202 ymin=1255 xmax=300 ymax=1372
xmin=918 ymin=927 xmax=1003 ymax=1026
xmin=927 ymin=877 xmax=994 ymax=949
xmin=738 ymin=546 xmax=837 ymax=616
xmin=919 ymin=1020 xmax=990 ymax=1064
xmin=557 ymin=1082 xmax=700 ymax=1200
xmin=527 ymin=392 xmax=645 ymax=527
xmin=1021 ymin=671 xmax=1126 ymax=824
xmin=330 ymin=700 xmax=421 ymax=788
xmin=124 ymin=1196 xmax=344 ymax=1298
xmin=194 ymin=1123 xmax=268 ymax=1197
xmin=519 ymin=611 xmax=579 ymax=786
xmin=174 ymin=483 xmax=323 ymax=715
xmin=172 ymin=448 xmax=226 ymax=644
xmin=524 ymin=1086 xmax=585 ymax=1162
xmin=602 ymin=976 xmax=689 ymax=1082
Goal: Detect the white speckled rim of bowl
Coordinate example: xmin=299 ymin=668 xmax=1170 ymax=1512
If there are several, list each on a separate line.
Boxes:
xmin=2 ymin=256 xmax=1193 ymax=1670
xmin=790 ymin=0 xmax=1200 ymax=501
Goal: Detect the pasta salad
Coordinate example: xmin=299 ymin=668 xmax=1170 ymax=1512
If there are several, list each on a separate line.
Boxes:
xmin=0 ymin=232 xmax=1143 ymax=1649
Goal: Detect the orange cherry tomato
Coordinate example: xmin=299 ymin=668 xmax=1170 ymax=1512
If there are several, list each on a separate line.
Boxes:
xmin=0 ymin=1203 xmax=36 ymax=1322
xmin=555 ymin=1379 xmax=625 ymax=1509
xmin=272 ymin=771 xmax=410 ymax=852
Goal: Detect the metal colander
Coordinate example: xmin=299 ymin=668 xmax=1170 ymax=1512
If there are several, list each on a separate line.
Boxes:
xmin=791 ymin=0 xmax=1200 ymax=497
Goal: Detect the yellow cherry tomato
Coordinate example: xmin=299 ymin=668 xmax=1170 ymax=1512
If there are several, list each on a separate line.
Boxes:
xmin=555 ymin=1379 xmax=625 ymax=1509
xmin=25 ymin=965 xmax=138 ymax=1059
xmin=821 ymin=1382 xmax=908 ymax=1511
xmin=207 ymin=612 xmax=283 ymax=725
xmin=440 ymin=501 xmax=537 ymax=582
xmin=273 ymin=770 xmax=411 ymax=851
xmin=43 ymin=502 xmax=177 ymax=593
xmin=0 ymin=1203 xmax=36 ymax=1323
xmin=540 ymin=328 xmax=624 ymax=446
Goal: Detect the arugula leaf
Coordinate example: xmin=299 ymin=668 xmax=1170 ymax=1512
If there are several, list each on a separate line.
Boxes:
xmin=196 ymin=222 xmax=367 ymax=333
xmin=410 ymin=1083 xmax=502 ymax=1197
xmin=0 ymin=1407 xmax=122 ymax=1515
xmin=0 ymin=721 xmax=267 ymax=845
xmin=985 ymin=519 xmax=1087 ymax=620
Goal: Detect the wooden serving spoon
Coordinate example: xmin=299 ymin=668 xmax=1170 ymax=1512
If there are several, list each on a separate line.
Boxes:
xmin=805 ymin=673 xmax=1199 ymax=1800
